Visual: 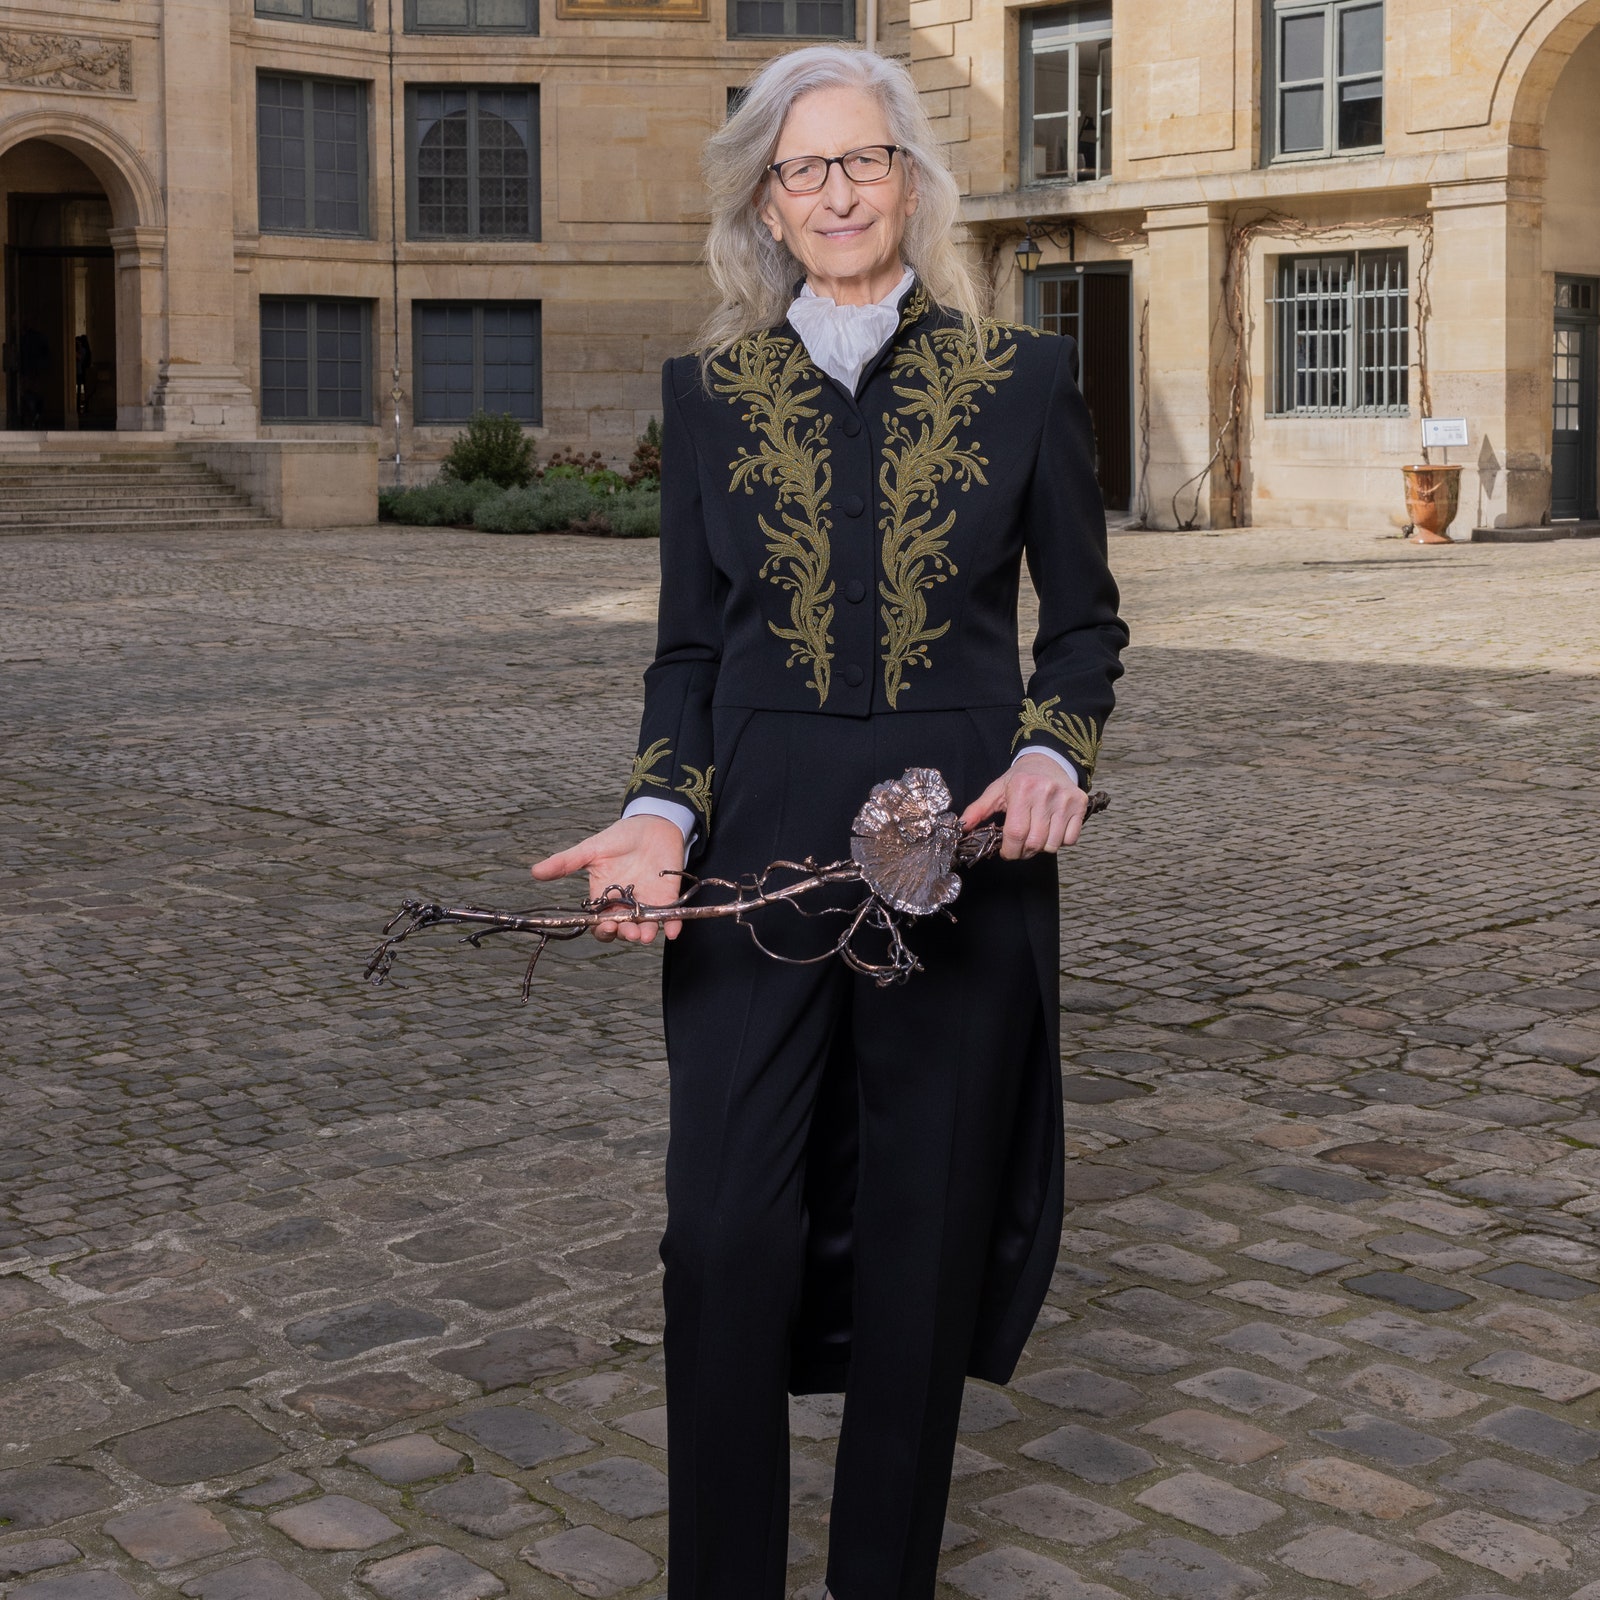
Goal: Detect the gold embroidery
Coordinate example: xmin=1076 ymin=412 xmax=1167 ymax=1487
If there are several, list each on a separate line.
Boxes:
xmin=625 ymin=737 xmax=673 ymax=797
xmin=877 ymin=319 xmax=1019 ymax=706
xmin=1012 ymin=697 xmax=1101 ymax=780
xmin=675 ymin=764 xmax=714 ymax=822
xmin=711 ymin=334 xmax=836 ymax=706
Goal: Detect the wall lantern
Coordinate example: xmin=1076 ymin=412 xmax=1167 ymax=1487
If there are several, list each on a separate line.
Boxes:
xmin=1014 ymin=230 xmax=1043 ymax=275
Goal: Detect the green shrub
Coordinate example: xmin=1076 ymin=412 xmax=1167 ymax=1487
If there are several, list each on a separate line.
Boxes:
xmin=605 ymin=486 xmax=662 ymax=538
xmin=584 ymin=467 xmax=629 ymax=495
xmin=473 ymin=477 xmax=604 ymax=534
xmin=381 ymin=478 xmax=505 ymax=526
xmin=439 ymin=411 xmax=536 ymax=488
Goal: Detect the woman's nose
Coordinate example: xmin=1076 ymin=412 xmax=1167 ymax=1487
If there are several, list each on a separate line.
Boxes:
xmin=820 ymin=163 xmax=858 ymax=210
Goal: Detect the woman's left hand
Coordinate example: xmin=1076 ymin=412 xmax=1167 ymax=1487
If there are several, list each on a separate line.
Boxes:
xmin=959 ymin=752 xmax=1090 ymax=859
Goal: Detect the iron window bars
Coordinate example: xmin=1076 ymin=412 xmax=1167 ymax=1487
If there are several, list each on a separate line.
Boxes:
xmin=405 ymin=0 xmax=536 ymax=32
xmin=408 ymin=87 xmax=538 ymax=240
xmin=414 ymin=301 xmax=541 ymax=424
xmin=258 ymin=74 xmax=369 ymax=237
xmin=1270 ymin=250 xmax=1409 ymax=416
xmin=1021 ymin=2 xmax=1113 ymax=186
xmin=1272 ymin=0 xmax=1383 ymax=160
xmin=260 ymin=298 xmax=373 ymax=424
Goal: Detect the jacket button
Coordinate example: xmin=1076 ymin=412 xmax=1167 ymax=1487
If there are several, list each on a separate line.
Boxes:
xmin=845 ymin=579 xmax=866 ymax=604
xmin=843 ymin=663 xmax=864 ymax=688
xmin=843 ymin=493 xmax=865 ymax=517
xmin=840 ymin=414 xmax=861 ymax=437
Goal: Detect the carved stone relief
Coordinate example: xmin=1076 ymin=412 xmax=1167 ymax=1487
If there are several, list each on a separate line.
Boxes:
xmin=0 ymin=30 xmax=133 ymax=95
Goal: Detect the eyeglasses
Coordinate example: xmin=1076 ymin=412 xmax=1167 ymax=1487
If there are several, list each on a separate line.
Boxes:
xmin=768 ymin=144 xmax=902 ymax=195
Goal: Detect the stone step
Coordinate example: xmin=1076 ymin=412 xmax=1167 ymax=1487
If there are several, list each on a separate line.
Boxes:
xmin=0 ymin=468 xmax=223 ymax=483
xmin=0 ymin=490 xmax=249 ymax=507
xmin=0 ymin=513 xmax=277 ymax=537
xmin=0 ymin=502 xmax=255 ymax=524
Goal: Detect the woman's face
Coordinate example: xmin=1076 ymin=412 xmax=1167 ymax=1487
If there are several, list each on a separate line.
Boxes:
xmin=756 ymin=85 xmax=918 ymax=299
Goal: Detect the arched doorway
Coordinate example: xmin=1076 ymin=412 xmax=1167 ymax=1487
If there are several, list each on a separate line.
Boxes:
xmin=0 ymin=139 xmax=118 ymax=431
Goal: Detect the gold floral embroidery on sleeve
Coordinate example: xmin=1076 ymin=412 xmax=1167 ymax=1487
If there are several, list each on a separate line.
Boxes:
xmin=877 ymin=319 xmax=1018 ymax=706
xmin=675 ymin=765 xmax=714 ymax=822
xmin=711 ymin=335 xmax=836 ymax=706
xmin=625 ymin=737 xmax=673 ymax=797
xmin=1012 ymin=697 xmax=1101 ymax=780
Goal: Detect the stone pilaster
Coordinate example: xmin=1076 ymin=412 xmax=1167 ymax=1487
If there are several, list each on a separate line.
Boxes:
xmin=1143 ymin=203 xmax=1230 ymax=529
xmin=148 ymin=0 xmax=255 ymax=434
xmin=1428 ymin=170 xmax=1548 ymax=529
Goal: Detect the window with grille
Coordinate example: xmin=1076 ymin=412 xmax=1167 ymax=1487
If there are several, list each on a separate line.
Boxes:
xmin=260 ymin=298 xmax=373 ymax=423
xmin=1270 ymin=251 xmax=1408 ymax=416
xmin=414 ymin=301 xmax=541 ymax=423
xmin=1271 ymin=0 xmax=1382 ymax=160
xmin=255 ymin=0 xmax=366 ymax=26
xmin=728 ymin=0 xmax=854 ymax=38
xmin=1021 ymin=3 xmax=1112 ymax=185
xmin=405 ymin=0 xmax=535 ymax=32
xmin=258 ymin=75 xmax=368 ymax=236
xmin=408 ymin=87 xmax=538 ymax=239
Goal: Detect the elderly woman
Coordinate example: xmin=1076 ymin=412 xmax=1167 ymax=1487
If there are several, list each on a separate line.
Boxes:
xmin=534 ymin=43 xmax=1127 ymax=1600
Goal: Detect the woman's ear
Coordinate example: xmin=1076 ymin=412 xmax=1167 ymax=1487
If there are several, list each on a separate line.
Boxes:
xmin=755 ymin=183 xmax=785 ymax=244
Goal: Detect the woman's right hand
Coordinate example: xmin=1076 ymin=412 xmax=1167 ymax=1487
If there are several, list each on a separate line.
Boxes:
xmin=530 ymin=814 xmax=688 ymax=944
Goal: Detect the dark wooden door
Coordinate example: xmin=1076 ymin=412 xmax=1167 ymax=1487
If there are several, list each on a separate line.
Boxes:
xmin=1552 ymin=277 xmax=1598 ymax=521
xmin=1027 ymin=265 xmax=1133 ymax=511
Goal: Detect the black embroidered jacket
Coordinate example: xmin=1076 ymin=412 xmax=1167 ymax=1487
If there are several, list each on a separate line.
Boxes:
xmin=623 ymin=277 xmax=1128 ymax=838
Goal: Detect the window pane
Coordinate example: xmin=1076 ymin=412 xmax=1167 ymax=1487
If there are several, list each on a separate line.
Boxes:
xmin=480 ymin=303 xmax=539 ymax=419
xmin=261 ymin=300 xmax=310 ymax=420
xmin=1033 ymin=51 xmax=1074 ymax=118
xmin=475 ymin=92 xmax=532 ymax=237
xmin=1076 ymin=39 xmax=1105 ymax=177
xmin=312 ymin=80 xmax=364 ymax=232
xmin=796 ymin=0 xmax=848 ymax=33
xmin=1280 ymin=11 xmax=1326 ymax=83
xmin=1339 ymin=3 xmax=1383 ymax=76
xmin=415 ymin=90 xmax=471 ymax=235
xmin=1038 ymin=275 xmax=1080 ymax=340
xmin=315 ymin=301 xmax=367 ymax=419
xmin=256 ymin=0 xmax=304 ymax=14
xmin=475 ymin=0 xmax=531 ymax=22
xmin=1280 ymin=85 xmax=1324 ymax=152
xmin=1337 ymin=78 xmax=1383 ymax=148
xmin=733 ymin=0 xmax=786 ymax=32
xmin=311 ymin=0 xmax=362 ymax=19
xmin=416 ymin=303 xmax=478 ymax=421
xmin=258 ymin=78 xmax=308 ymax=232
xmin=1033 ymin=1 xmax=1111 ymax=46
xmin=414 ymin=0 xmax=471 ymax=20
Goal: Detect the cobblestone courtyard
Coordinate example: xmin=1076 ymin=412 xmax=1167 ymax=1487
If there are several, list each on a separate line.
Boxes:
xmin=3 ymin=522 xmax=1600 ymax=1600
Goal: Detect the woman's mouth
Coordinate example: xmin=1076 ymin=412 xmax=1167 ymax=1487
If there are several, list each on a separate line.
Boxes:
xmin=819 ymin=223 xmax=872 ymax=241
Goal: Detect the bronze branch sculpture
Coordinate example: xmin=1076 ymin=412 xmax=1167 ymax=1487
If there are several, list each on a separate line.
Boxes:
xmin=365 ymin=768 xmax=1109 ymax=1002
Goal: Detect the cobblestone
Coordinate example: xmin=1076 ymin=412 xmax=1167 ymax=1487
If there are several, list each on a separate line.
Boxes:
xmin=3 ymin=523 xmax=1599 ymax=1598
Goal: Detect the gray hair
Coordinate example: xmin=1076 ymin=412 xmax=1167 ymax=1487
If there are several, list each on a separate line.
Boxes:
xmin=695 ymin=44 xmax=985 ymax=380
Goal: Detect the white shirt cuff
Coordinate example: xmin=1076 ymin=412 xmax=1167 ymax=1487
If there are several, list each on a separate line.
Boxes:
xmin=622 ymin=796 xmax=697 ymax=856
xmin=1011 ymin=744 xmax=1080 ymax=787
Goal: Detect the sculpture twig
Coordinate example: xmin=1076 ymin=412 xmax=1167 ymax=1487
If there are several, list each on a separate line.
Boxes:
xmin=364 ymin=773 xmax=1108 ymax=1002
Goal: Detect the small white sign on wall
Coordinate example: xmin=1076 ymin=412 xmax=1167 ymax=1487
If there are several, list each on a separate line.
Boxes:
xmin=1422 ymin=417 xmax=1470 ymax=449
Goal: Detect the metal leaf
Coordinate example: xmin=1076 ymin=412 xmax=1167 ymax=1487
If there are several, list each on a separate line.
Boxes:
xmin=849 ymin=767 xmax=963 ymax=916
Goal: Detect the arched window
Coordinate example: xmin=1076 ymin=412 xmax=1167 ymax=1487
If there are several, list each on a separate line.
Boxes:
xmin=409 ymin=87 xmax=538 ymax=239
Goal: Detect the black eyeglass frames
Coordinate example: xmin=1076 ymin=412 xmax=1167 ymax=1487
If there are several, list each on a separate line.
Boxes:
xmin=768 ymin=145 xmax=902 ymax=195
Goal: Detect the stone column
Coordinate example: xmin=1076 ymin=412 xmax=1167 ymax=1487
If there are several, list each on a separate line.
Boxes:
xmin=148 ymin=0 xmax=256 ymax=434
xmin=108 ymin=226 xmax=165 ymax=431
xmin=1427 ymin=167 xmax=1547 ymax=529
xmin=1143 ymin=203 xmax=1230 ymax=529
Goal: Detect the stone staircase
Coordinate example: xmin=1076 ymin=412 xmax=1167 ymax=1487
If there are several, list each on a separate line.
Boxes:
xmin=0 ymin=447 xmax=277 ymax=536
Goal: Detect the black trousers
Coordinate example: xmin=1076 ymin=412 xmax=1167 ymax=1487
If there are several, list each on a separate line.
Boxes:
xmin=659 ymin=708 xmax=1059 ymax=1600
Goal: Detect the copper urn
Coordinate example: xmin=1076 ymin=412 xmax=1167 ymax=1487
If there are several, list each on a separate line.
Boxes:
xmin=1402 ymin=464 xmax=1462 ymax=544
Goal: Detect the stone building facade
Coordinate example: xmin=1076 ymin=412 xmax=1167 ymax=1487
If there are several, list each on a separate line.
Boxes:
xmin=947 ymin=0 xmax=1600 ymax=533
xmin=0 ymin=0 xmax=1596 ymax=532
